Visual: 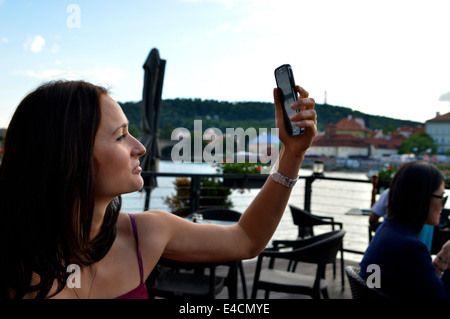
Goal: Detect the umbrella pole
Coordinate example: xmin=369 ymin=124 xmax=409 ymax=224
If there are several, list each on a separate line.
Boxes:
xmin=143 ymin=175 xmax=151 ymax=211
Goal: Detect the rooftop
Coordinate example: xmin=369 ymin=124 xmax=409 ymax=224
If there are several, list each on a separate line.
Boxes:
xmin=335 ymin=115 xmax=370 ymax=132
xmin=312 ymin=134 xmax=367 ymax=148
xmin=427 ymin=111 xmax=450 ymax=122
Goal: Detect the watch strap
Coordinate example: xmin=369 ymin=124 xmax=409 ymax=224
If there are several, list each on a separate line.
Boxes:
xmin=270 ymin=171 xmax=299 ymax=188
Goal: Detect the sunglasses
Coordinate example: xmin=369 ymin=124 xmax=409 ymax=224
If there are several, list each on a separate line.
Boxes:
xmin=432 ymin=194 xmax=448 ymax=206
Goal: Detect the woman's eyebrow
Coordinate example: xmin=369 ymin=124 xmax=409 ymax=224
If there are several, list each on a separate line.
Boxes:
xmin=112 ymin=121 xmax=129 ymax=134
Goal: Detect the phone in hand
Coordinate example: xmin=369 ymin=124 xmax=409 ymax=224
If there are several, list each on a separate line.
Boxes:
xmin=274 ymin=64 xmax=305 ymax=136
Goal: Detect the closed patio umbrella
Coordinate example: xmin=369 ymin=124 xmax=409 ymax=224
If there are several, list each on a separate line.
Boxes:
xmin=140 ymin=48 xmax=166 ymax=211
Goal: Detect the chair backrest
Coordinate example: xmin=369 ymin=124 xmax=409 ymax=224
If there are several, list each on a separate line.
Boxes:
xmin=290 ymin=230 xmax=345 ymax=265
xmin=289 ymin=205 xmax=329 ymax=227
xmin=147 ymin=258 xmax=226 ymax=299
xmin=345 ymin=265 xmax=389 ymax=299
xmin=193 ymin=208 xmax=242 ymax=222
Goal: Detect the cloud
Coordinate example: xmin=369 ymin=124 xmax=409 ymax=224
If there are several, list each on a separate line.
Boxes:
xmin=439 ymin=91 xmax=450 ymax=102
xmin=1 ymin=37 xmax=7 ymax=43
xmin=23 ymin=35 xmax=45 ymax=53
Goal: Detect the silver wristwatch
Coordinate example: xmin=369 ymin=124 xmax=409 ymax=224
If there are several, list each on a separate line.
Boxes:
xmin=270 ymin=171 xmax=299 ymax=188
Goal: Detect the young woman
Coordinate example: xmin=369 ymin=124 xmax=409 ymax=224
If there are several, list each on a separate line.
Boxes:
xmin=0 ymin=80 xmax=317 ymax=299
xmin=359 ymin=161 xmax=450 ymax=299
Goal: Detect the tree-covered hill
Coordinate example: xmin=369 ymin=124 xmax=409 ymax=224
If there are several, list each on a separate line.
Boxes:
xmin=118 ymin=98 xmax=423 ymax=138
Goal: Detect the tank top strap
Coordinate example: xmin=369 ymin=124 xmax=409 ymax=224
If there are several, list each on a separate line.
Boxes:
xmin=128 ymin=213 xmax=145 ymax=283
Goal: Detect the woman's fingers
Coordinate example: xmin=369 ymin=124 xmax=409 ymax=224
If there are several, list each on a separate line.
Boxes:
xmin=290 ymin=85 xmax=316 ymax=126
xmin=289 ymin=108 xmax=316 ymax=123
xmin=291 ymin=98 xmax=315 ymax=111
xmin=296 ymin=85 xmax=309 ymax=98
xmin=274 ymin=85 xmax=317 ymax=133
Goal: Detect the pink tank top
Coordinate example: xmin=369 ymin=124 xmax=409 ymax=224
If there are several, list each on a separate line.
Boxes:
xmin=115 ymin=214 xmax=149 ymax=299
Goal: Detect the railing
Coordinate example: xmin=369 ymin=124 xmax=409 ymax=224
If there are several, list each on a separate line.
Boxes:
xmin=122 ymin=171 xmax=450 ymax=261
xmin=141 ymin=172 xmax=268 ymax=212
xmin=121 ymin=171 xmax=378 ymax=258
xmin=140 ymin=171 xmax=374 ymax=214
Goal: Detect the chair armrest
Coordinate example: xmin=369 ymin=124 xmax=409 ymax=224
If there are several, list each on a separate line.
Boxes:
xmin=316 ymin=215 xmax=334 ymax=223
xmin=317 ymin=216 xmax=343 ymax=229
xmin=272 ymin=239 xmax=313 ymax=250
xmin=333 ymin=221 xmax=343 ymax=229
xmin=272 ymin=232 xmax=335 ymax=250
xmin=259 ymin=247 xmax=298 ymax=260
xmin=315 ymin=216 xmax=343 ymax=228
xmin=261 ymin=246 xmax=279 ymax=253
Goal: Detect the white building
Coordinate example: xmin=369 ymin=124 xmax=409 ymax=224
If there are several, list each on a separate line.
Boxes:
xmin=426 ymin=112 xmax=450 ymax=154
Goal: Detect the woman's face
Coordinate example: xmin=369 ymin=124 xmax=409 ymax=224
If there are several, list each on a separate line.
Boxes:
xmin=93 ymin=94 xmax=146 ymax=202
xmin=425 ymin=182 xmax=446 ymax=226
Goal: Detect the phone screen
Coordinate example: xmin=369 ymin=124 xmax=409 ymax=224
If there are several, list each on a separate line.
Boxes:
xmin=274 ymin=64 xmax=304 ymax=136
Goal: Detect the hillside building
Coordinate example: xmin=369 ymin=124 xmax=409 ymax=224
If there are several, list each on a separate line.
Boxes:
xmin=307 ymin=116 xmax=424 ymax=159
xmin=335 ymin=115 xmax=370 ymax=138
xmin=426 ymin=112 xmax=450 ymax=154
xmin=309 ymin=123 xmax=368 ymax=157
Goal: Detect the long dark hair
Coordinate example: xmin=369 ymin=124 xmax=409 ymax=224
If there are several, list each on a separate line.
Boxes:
xmin=0 ymin=80 xmax=120 ymax=299
xmin=387 ymin=160 xmax=444 ymax=233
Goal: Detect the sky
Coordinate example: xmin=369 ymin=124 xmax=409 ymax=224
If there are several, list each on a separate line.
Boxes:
xmin=1 ymin=0 xmax=450 ymax=129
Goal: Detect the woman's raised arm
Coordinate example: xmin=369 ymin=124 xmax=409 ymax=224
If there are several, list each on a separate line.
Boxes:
xmin=137 ymin=86 xmax=317 ymax=265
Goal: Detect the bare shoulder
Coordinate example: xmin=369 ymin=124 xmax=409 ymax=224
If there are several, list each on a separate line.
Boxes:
xmin=130 ymin=210 xmax=184 ymax=235
xmin=120 ymin=210 xmax=186 ymax=275
xmin=124 ymin=211 xmax=188 ymax=243
xmin=115 ymin=211 xmax=172 ymax=243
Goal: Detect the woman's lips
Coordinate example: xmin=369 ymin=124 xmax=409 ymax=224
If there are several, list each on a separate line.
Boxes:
xmin=132 ymin=164 xmax=142 ymax=174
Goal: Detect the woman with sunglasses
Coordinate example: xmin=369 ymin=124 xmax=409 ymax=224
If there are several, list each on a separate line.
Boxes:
xmin=360 ymin=160 xmax=450 ymax=299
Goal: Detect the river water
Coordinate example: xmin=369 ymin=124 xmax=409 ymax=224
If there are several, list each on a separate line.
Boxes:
xmin=121 ymin=160 xmax=449 ymax=262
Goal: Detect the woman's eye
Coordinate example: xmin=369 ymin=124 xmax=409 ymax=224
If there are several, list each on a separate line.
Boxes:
xmin=116 ymin=134 xmax=127 ymax=141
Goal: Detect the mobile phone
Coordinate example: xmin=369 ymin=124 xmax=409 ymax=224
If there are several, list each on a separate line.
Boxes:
xmin=274 ymin=64 xmax=305 ymax=136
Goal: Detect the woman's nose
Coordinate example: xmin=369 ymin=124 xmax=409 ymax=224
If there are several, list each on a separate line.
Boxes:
xmin=131 ymin=136 xmax=146 ymax=157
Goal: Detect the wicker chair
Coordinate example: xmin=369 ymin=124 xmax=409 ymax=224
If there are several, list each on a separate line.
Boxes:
xmin=345 ymin=265 xmax=390 ymax=299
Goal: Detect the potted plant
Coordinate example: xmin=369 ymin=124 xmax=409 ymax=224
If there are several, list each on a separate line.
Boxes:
xmin=376 ymin=164 xmax=396 ymax=193
xmin=164 ymin=177 xmax=191 ymax=216
xmin=199 ymin=177 xmax=233 ymax=209
xmin=164 ymin=177 xmax=232 ymax=217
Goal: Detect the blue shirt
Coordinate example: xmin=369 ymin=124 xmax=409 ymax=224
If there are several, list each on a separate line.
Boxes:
xmin=360 ymin=218 xmax=450 ymax=299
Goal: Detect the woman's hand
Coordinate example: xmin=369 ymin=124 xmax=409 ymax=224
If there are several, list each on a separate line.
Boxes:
xmin=274 ymin=85 xmax=317 ymax=160
xmin=433 ymin=240 xmax=450 ymax=276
